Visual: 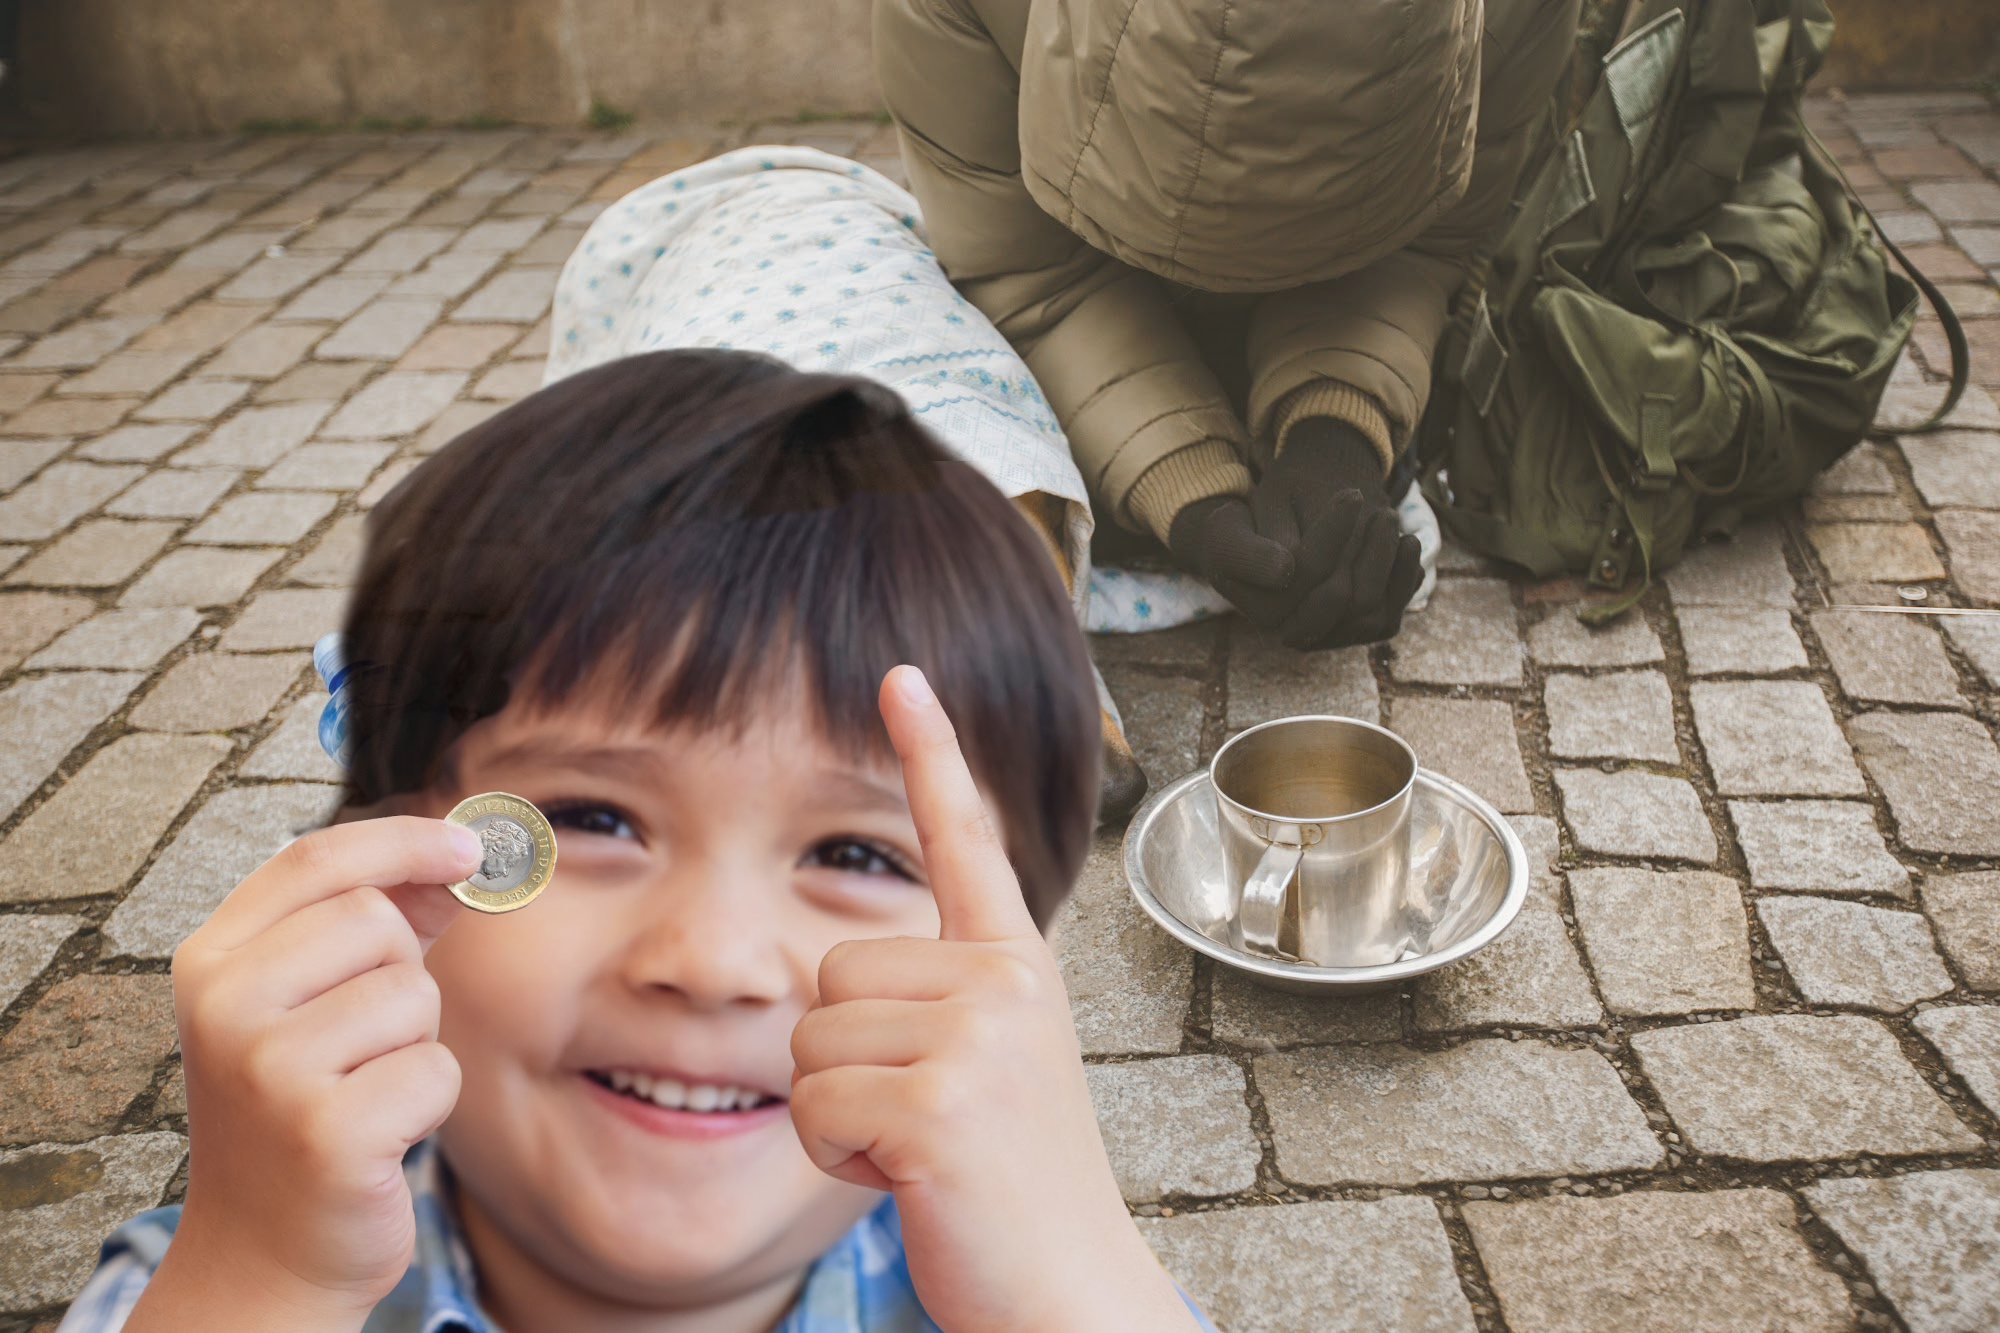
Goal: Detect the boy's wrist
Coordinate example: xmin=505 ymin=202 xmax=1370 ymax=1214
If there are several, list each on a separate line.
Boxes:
xmin=1010 ymin=1201 xmax=1207 ymax=1333
xmin=126 ymin=1217 xmax=374 ymax=1333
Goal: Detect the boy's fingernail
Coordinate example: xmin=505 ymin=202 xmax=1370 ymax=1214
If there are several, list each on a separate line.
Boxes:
xmin=446 ymin=823 xmax=482 ymax=864
xmin=895 ymin=666 xmax=936 ymax=707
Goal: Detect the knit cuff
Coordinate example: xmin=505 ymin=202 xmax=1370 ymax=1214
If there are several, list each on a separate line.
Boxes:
xmin=1125 ymin=440 xmax=1253 ymax=546
xmin=1273 ymin=381 xmax=1395 ymax=473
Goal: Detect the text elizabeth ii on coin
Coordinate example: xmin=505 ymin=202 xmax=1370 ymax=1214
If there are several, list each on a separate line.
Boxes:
xmin=444 ymin=791 xmax=558 ymax=913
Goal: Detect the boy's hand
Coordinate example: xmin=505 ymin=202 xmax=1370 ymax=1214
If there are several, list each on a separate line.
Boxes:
xmin=129 ymin=818 xmax=480 ymax=1333
xmin=789 ymin=667 xmax=1204 ymax=1333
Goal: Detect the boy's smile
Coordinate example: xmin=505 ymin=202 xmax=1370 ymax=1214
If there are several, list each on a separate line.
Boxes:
xmin=579 ymin=1065 xmax=792 ymax=1141
xmin=408 ymin=686 xmax=947 ymax=1319
xmin=585 ymin=1068 xmax=786 ymax=1121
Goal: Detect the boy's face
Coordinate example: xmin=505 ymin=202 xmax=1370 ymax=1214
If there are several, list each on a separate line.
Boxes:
xmin=411 ymin=687 xmax=948 ymax=1308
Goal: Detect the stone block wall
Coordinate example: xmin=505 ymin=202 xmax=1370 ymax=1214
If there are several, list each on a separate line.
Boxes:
xmin=1820 ymin=0 xmax=1999 ymax=92
xmin=12 ymin=0 xmax=881 ymax=137
xmin=8 ymin=0 xmax=1998 ymax=138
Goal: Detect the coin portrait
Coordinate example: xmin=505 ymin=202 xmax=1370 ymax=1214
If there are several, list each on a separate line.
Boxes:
xmin=444 ymin=792 xmax=557 ymax=912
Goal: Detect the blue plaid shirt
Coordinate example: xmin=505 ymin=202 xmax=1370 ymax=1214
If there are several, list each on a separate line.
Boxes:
xmin=58 ymin=1141 xmax=1214 ymax=1332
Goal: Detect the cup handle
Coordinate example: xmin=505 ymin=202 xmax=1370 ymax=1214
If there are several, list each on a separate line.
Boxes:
xmin=1239 ymin=841 xmax=1301 ymax=958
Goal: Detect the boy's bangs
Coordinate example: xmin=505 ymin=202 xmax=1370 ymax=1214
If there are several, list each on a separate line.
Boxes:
xmin=515 ymin=477 xmax=1013 ymax=766
xmin=342 ymin=349 xmax=1098 ymax=922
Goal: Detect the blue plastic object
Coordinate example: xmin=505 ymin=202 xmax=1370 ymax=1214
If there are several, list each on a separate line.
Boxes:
xmin=313 ymin=632 xmax=352 ymax=769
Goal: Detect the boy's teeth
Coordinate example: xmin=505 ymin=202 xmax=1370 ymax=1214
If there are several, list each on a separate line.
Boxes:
xmin=602 ymin=1072 xmax=764 ymax=1112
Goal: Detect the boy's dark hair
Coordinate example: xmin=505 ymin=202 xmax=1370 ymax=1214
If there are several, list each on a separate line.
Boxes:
xmin=343 ymin=349 xmax=1099 ymax=925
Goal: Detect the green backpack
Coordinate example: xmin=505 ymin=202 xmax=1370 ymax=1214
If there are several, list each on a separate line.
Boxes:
xmin=1417 ymin=0 xmax=1967 ymax=620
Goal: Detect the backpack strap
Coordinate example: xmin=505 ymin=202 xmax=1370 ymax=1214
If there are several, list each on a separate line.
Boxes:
xmin=1875 ymin=227 xmax=1970 ymax=432
xmin=1803 ymin=125 xmax=1969 ymax=431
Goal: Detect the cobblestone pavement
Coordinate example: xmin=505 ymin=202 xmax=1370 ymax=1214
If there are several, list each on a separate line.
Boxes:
xmin=1 ymin=90 xmax=1999 ymax=1332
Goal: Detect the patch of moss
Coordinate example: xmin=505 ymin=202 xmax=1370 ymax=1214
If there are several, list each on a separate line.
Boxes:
xmin=587 ymin=99 xmax=636 ymax=131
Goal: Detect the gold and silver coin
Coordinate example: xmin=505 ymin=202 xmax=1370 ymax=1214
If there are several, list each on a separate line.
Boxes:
xmin=444 ymin=792 xmax=557 ymax=913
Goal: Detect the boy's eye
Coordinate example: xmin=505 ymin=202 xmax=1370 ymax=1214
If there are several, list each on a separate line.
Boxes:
xmin=804 ymin=837 xmax=916 ymax=881
xmin=543 ymin=802 xmax=638 ymax=841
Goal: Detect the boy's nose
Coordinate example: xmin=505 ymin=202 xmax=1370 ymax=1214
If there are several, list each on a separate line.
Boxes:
xmin=617 ymin=870 xmax=798 ymax=1011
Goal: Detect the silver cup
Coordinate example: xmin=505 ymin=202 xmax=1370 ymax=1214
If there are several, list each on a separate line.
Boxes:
xmin=1210 ymin=716 xmax=1418 ymax=967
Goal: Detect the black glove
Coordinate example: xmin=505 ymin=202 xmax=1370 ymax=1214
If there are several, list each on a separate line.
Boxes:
xmin=1250 ymin=419 xmax=1423 ymax=650
xmin=1166 ymin=494 xmax=1298 ymax=631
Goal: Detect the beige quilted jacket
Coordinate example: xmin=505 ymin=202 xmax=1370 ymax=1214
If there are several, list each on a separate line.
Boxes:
xmin=877 ymin=0 xmax=1579 ymax=539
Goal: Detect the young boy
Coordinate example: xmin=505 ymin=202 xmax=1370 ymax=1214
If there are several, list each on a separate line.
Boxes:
xmin=61 ymin=350 xmax=1213 ymax=1332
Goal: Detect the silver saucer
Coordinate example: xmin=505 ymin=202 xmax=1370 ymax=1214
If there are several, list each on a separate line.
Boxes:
xmin=1123 ymin=768 xmax=1527 ymax=993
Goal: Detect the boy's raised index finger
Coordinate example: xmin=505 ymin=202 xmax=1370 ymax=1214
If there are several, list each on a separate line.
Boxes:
xmin=878 ymin=666 xmax=1037 ymax=944
xmin=200 ymin=816 xmax=481 ymax=952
